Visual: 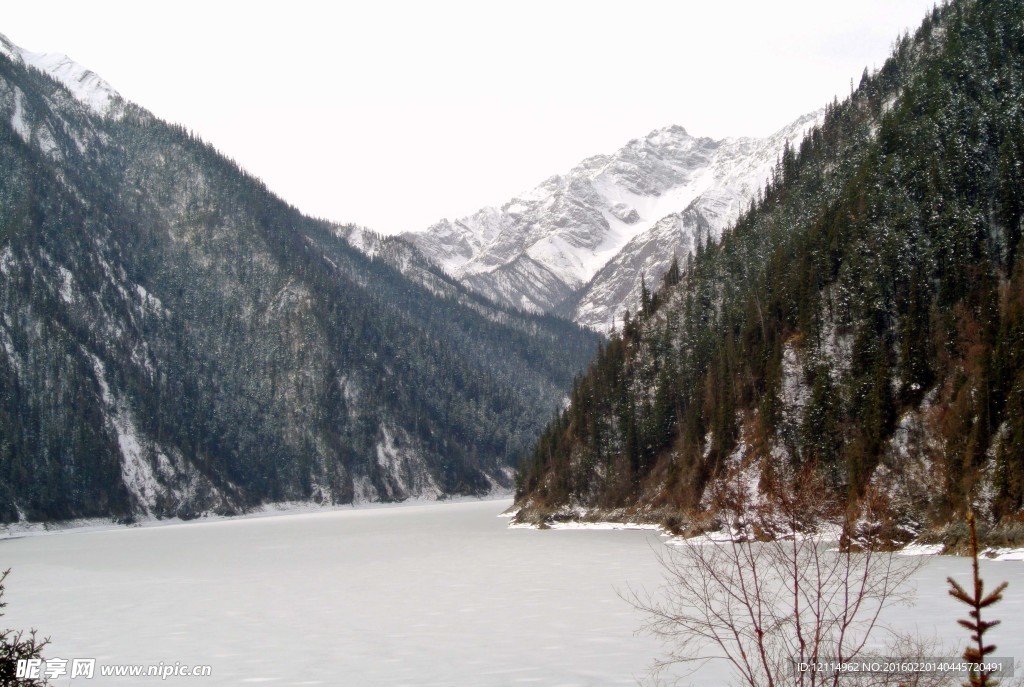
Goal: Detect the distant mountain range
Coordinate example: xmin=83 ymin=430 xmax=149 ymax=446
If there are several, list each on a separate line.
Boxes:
xmin=405 ymin=113 xmax=821 ymax=331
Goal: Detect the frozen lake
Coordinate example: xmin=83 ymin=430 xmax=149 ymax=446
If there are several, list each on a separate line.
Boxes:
xmin=2 ymin=499 xmax=1023 ymax=686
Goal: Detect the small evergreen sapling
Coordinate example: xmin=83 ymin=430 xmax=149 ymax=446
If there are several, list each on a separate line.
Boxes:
xmin=946 ymin=511 xmax=1008 ymax=687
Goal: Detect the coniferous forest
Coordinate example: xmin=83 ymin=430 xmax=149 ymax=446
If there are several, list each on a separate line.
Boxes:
xmin=516 ymin=0 xmax=1024 ymax=543
xmin=0 ymin=52 xmax=600 ymax=523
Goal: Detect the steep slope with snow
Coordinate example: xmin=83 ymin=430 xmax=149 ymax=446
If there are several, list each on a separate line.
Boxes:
xmin=0 ymin=32 xmax=124 ymax=118
xmin=406 ymin=114 xmax=821 ymax=330
xmin=0 ymin=34 xmax=599 ymax=523
xmin=569 ymin=111 xmax=823 ymax=330
xmin=515 ymin=0 xmax=1024 ymax=546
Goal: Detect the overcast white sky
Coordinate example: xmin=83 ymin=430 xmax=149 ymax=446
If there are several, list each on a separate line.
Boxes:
xmin=4 ymin=1 xmax=936 ymax=234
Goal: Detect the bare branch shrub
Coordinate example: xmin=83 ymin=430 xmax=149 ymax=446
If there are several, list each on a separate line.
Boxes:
xmin=628 ymin=470 xmax=926 ymax=686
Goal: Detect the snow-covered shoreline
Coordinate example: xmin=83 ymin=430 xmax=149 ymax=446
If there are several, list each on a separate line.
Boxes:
xmin=506 ymin=512 xmax=1024 ymax=561
xmin=0 ymin=492 xmax=513 ymax=540
xmin=508 ymin=519 xmax=664 ymax=532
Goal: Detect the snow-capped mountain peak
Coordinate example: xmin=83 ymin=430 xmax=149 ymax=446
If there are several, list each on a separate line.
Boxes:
xmin=405 ymin=112 xmax=823 ymax=328
xmin=0 ymin=32 xmax=124 ymax=118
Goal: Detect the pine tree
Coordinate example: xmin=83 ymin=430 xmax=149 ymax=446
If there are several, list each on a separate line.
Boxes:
xmin=640 ymin=275 xmax=652 ymax=317
xmin=0 ymin=569 xmax=49 ymax=687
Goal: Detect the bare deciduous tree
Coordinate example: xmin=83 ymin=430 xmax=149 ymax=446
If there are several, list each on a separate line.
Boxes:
xmin=627 ymin=471 xmax=927 ymax=687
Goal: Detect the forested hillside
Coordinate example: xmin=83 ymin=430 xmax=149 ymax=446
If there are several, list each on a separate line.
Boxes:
xmin=515 ymin=0 xmax=1024 ymax=543
xmin=0 ymin=45 xmax=599 ymax=523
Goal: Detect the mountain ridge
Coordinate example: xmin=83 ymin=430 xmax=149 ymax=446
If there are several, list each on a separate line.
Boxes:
xmin=404 ymin=112 xmax=822 ymax=331
xmin=0 ymin=32 xmax=124 ymax=118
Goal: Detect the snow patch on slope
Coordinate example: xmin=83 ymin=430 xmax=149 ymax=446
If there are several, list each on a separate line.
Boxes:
xmin=87 ymin=350 xmax=230 ymax=517
xmin=87 ymin=352 xmax=154 ymax=512
xmin=375 ymin=425 xmax=441 ymax=501
xmin=8 ymin=87 xmax=31 ymax=143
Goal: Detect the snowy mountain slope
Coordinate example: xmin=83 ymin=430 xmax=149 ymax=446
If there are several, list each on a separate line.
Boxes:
xmin=570 ymin=111 xmax=824 ymax=330
xmin=406 ymin=112 xmax=823 ymax=330
xmin=560 ymin=207 xmax=710 ymax=328
xmin=336 ymin=224 xmax=587 ymax=333
xmin=0 ymin=32 xmax=124 ymax=118
xmin=0 ymin=35 xmax=599 ymax=523
xmin=405 ymin=126 xmax=719 ymax=313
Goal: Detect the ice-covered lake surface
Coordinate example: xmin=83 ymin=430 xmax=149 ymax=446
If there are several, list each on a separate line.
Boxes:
xmin=2 ymin=498 xmax=1023 ymax=686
